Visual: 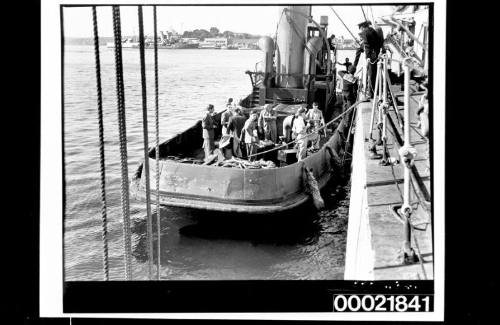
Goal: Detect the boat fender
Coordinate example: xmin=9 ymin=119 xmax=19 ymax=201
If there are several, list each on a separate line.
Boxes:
xmin=325 ymin=146 xmax=341 ymax=170
xmin=302 ymin=166 xmax=325 ymax=210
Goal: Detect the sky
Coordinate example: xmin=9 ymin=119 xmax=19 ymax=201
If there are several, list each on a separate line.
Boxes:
xmin=62 ymin=4 xmax=396 ymax=40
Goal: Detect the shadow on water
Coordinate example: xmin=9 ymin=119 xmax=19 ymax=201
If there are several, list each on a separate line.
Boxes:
xmin=131 ymin=161 xmax=352 ymax=269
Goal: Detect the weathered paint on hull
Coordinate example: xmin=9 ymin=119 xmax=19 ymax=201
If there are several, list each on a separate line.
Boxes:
xmin=130 ymin=130 xmax=343 ymax=214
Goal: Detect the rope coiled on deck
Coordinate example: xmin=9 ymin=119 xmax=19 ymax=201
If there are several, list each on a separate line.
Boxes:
xmin=92 ymin=6 xmax=109 ymax=281
xmin=112 ymin=5 xmax=133 ymax=280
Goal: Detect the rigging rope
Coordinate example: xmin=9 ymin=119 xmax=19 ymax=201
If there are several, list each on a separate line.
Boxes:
xmin=341 ymin=103 xmax=358 ymax=165
xmin=92 ymin=6 xmax=109 ymax=281
xmin=329 ymin=7 xmax=361 ymax=46
xmin=137 ymin=5 xmax=154 ymax=280
xmin=360 ymin=6 xmax=368 ymax=22
xmin=153 ymin=5 xmax=161 ymax=281
xmin=112 ymin=5 xmax=133 ymax=280
xmin=247 ymin=99 xmax=362 ymax=158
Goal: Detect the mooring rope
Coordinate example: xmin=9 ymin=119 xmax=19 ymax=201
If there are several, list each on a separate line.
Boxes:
xmin=112 ymin=5 xmax=133 ymax=280
xmin=92 ymin=6 xmax=109 ymax=281
xmin=137 ymin=5 xmax=154 ymax=280
xmin=153 ymin=5 xmax=161 ymax=281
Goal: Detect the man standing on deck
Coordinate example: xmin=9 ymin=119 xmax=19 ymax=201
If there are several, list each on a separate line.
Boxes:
xmin=243 ymin=112 xmax=259 ymax=161
xmin=336 ymin=58 xmax=352 ymax=72
xmin=228 ymin=107 xmax=247 ymax=158
xmin=352 ymin=21 xmax=383 ymax=98
xmin=338 ymin=65 xmax=359 ymax=113
xmin=221 ymin=98 xmax=234 ymax=135
xmin=292 ymin=108 xmax=308 ymax=161
xmin=202 ymin=104 xmax=217 ymax=161
xmin=282 ymin=113 xmax=297 ymax=143
xmin=258 ymin=104 xmax=277 ymax=143
xmin=305 ymin=102 xmax=326 ymax=150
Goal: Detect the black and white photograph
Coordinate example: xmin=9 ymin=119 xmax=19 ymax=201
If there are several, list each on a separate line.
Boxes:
xmin=39 ymin=0 xmax=445 ymax=320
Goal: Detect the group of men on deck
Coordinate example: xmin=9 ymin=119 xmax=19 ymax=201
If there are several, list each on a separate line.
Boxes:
xmin=202 ymin=99 xmax=327 ymax=163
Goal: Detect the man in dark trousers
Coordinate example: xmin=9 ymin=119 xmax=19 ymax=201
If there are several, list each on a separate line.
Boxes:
xmin=227 ymin=107 xmax=247 ymax=157
xmin=352 ymin=21 xmax=384 ymax=98
xmin=202 ymin=104 xmax=217 ymax=161
xmin=338 ymin=65 xmax=358 ymax=113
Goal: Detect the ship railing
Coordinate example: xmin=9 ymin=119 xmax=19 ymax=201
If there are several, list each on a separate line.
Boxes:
xmin=364 ymin=47 xmax=429 ymax=271
xmin=245 ymin=70 xmax=333 ymax=88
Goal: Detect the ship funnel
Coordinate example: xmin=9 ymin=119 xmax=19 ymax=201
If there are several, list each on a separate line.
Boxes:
xmin=303 ymin=36 xmax=323 ymax=77
xmin=276 ymin=6 xmax=311 ymax=88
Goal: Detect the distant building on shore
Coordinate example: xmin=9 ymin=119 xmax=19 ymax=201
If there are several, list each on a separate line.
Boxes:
xmin=203 ymin=37 xmax=228 ymax=47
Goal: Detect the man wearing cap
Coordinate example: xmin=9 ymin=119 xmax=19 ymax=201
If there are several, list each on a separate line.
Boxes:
xmin=202 ymin=104 xmax=217 ymax=161
xmin=352 ymin=20 xmax=384 ymax=98
xmin=258 ymin=104 xmax=277 ymax=143
xmin=221 ymin=98 xmax=234 ymax=135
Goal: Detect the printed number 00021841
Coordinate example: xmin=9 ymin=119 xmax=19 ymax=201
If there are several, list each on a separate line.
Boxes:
xmin=332 ymin=294 xmax=433 ymax=312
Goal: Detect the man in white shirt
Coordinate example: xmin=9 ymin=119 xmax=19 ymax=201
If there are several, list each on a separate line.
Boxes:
xmin=292 ymin=108 xmax=308 ymax=161
xmin=305 ymin=102 xmax=325 ymax=149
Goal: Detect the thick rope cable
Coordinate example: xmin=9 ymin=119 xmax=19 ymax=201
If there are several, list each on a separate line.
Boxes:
xmin=92 ymin=6 xmax=109 ymax=281
xmin=112 ymin=5 xmax=132 ymax=280
xmin=137 ymin=5 xmax=154 ymax=280
xmin=247 ymin=99 xmax=362 ymax=158
xmin=153 ymin=5 xmax=161 ymax=281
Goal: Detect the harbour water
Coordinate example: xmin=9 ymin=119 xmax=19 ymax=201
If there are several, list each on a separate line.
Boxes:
xmin=64 ymin=45 xmax=355 ymax=281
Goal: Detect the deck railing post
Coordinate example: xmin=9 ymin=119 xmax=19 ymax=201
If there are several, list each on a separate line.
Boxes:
xmin=398 ymin=57 xmax=418 ymax=264
xmin=362 ymin=55 xmax=368 ymax=99
xmin=368 ymin=59 xmax=380 ymax=140
xmin=379 ymin=54 xmax=391 ymax=165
